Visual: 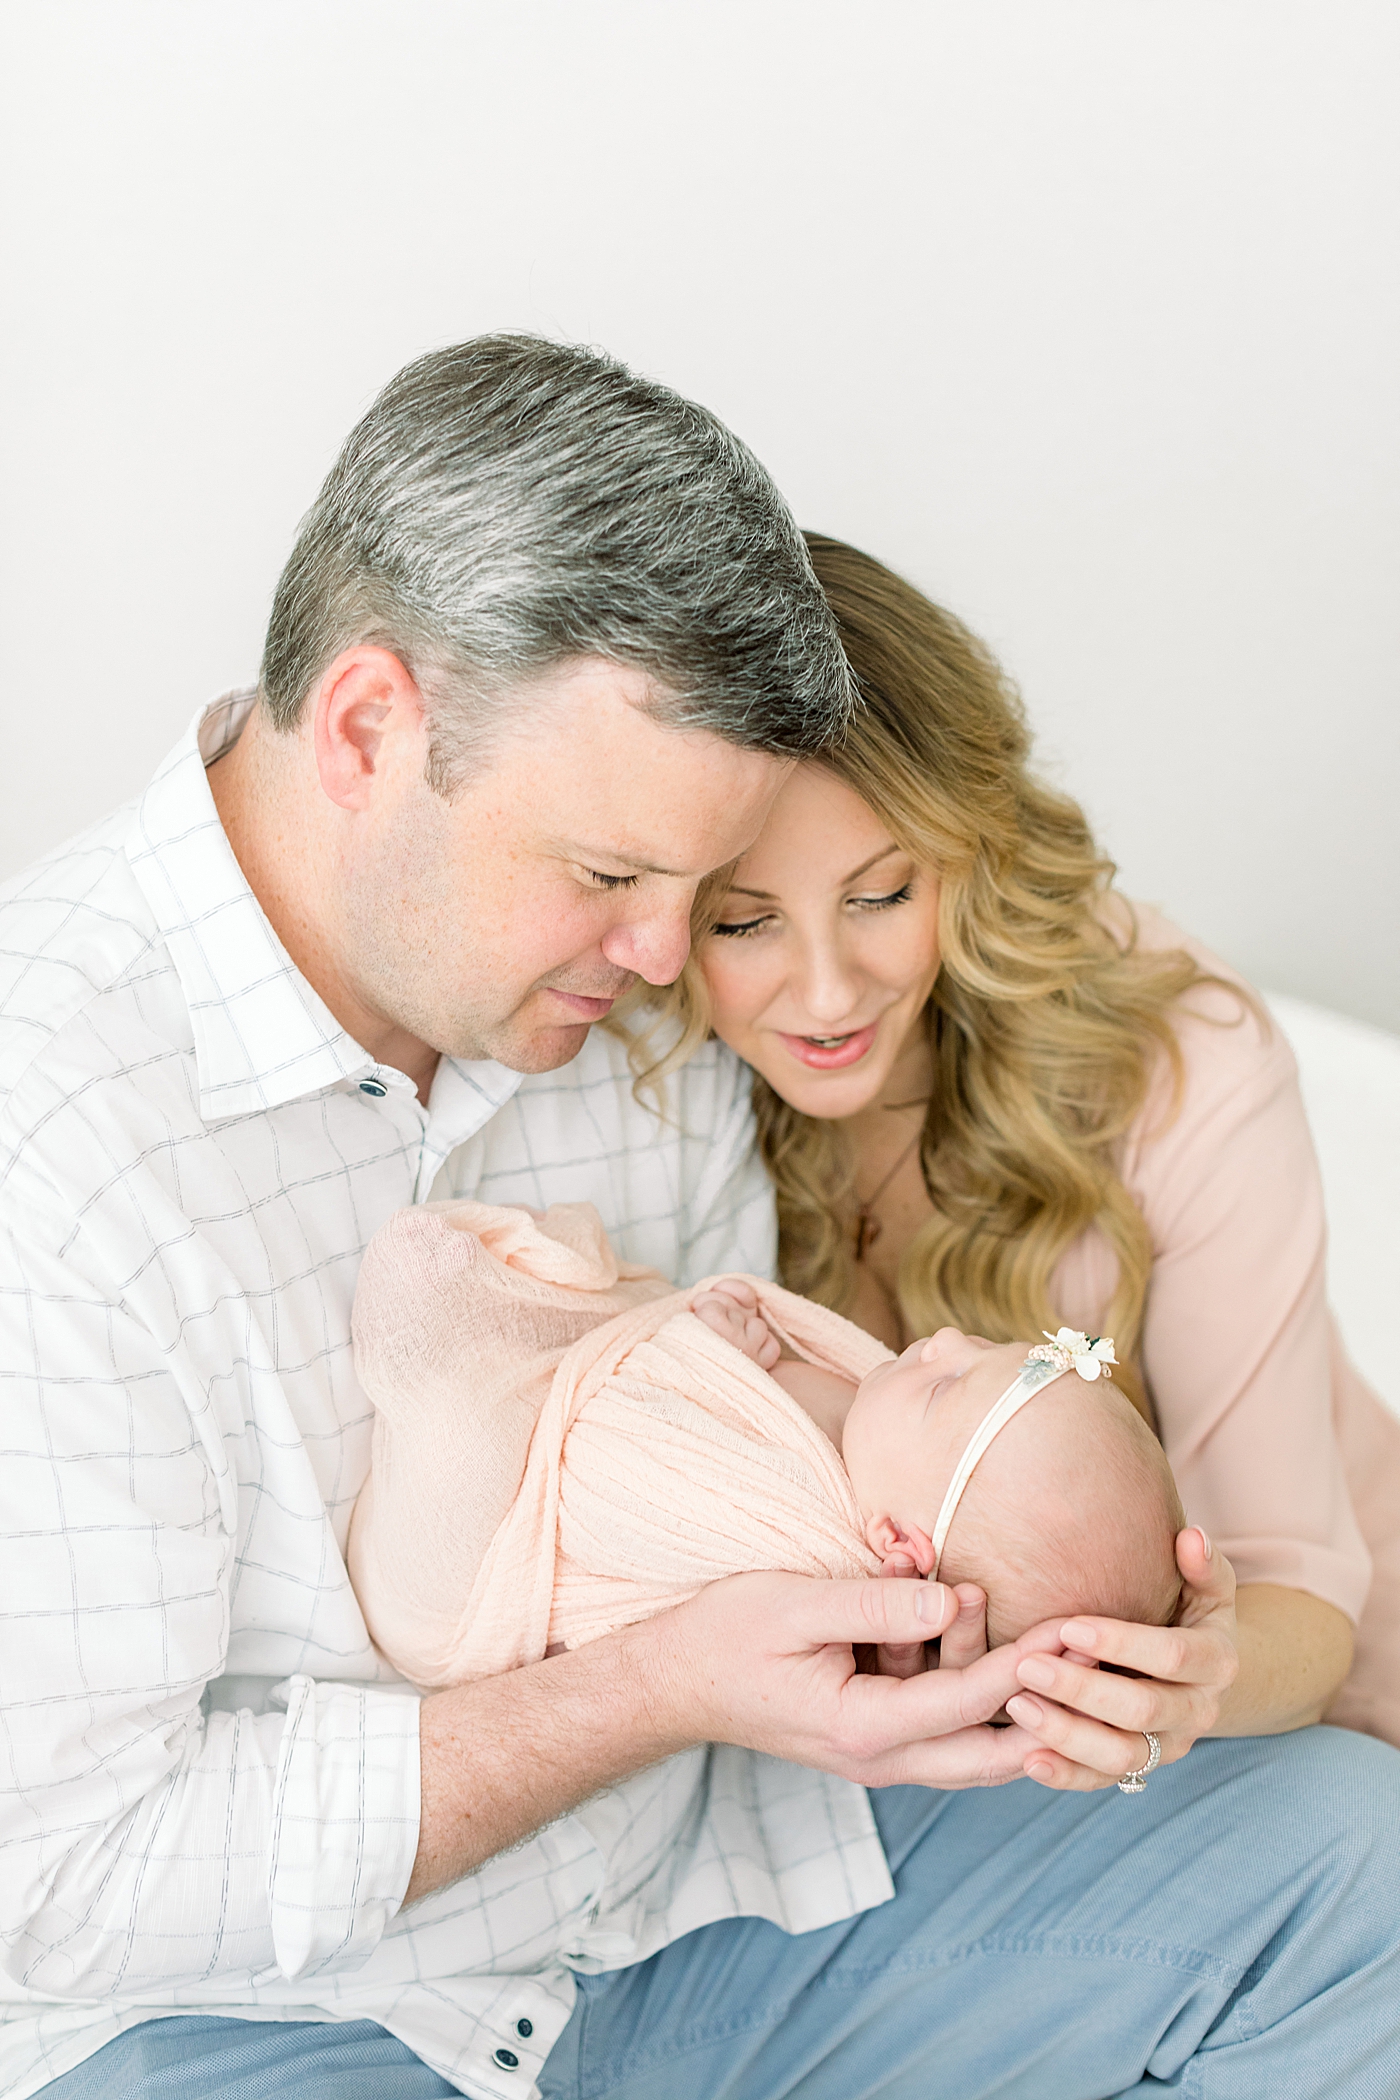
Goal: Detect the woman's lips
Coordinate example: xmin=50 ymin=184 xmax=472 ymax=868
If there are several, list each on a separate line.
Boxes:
xmin=775 ymin=1022 xmax=880 ymax=1070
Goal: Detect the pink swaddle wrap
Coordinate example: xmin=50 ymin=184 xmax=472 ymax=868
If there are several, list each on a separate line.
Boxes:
xmin=347 ymin=1200 xmax=891 ymax=1687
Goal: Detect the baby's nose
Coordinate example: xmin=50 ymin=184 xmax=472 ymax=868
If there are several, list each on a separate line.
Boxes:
xmin=918 ymin=1326 xmax=971 ymax=1366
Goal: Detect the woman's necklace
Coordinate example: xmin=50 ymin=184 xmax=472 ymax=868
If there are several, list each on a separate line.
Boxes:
xmin=852 ymin=1102 xmax=929 ymax=1263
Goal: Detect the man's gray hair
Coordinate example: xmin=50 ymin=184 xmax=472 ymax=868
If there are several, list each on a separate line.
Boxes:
xmin=260 ymin=335 xmax=854 ymax=787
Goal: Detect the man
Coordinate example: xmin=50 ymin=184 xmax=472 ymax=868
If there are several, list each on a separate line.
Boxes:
xmin=3 ymin=338 xmax=1397 ymax=2100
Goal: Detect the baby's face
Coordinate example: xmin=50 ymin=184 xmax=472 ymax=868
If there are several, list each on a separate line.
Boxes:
xmin=841 ymin=1328 xmax=1028 ymax=1566
xmin=841 ymin=1326 xmax=1183 ymax=1644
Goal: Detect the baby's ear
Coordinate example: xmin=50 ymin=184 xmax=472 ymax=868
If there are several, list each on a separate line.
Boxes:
xmin=864 ymin=1516 xmax=937 ymax=1576
xmin=865 ymin=1514 xmax=905 ymax=1560
xmin=898 ymin=1521 xmax=936 ymax=1576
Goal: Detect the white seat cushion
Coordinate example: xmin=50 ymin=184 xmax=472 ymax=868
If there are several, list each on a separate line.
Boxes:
xmin=1266 ymin=994 xmax=1400 ymax=1416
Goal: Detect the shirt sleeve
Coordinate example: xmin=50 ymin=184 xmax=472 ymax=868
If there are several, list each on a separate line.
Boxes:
xmin=1053 ymin=973 xmax=1371 ymax=1621
xmin=0 ymin=1220 xmax=422 ymax=1998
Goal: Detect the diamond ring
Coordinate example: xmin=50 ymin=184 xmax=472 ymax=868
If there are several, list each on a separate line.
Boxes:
xmin=1117 ymin=1730 xmax=1162 ymax=1795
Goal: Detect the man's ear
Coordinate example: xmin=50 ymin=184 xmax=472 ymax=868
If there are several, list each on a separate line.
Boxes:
xmin=311 ymin=646 xmax=428 ymax=812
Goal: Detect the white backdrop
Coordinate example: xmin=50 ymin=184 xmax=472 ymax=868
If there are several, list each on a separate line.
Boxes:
xmin=2 ymin=1 xmax=1397 ymax=1029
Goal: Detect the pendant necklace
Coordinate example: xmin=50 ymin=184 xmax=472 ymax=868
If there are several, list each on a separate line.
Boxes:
xmin=852 ymin=1108 xmax=928 ymax=1263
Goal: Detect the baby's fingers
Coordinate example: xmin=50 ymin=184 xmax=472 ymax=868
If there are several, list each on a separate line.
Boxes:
xmin=691 ymin=1291 xmax=734 ymax=1331
xmin=709 ymin=1278 xmax=759 ymax=1311
xmin=746 ymin=1317 xmax=782 ymax=1370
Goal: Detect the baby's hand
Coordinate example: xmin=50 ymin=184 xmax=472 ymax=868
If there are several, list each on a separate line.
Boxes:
xmin=692 ymin=1281 xmax=782 ymax=1372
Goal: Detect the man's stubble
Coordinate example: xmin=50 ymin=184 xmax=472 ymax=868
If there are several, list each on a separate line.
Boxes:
xmin=338 ymin=791 xmax=638 ymax=1074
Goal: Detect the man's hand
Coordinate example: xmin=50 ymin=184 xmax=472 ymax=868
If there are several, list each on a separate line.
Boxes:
xmin=648 ymin=1569 xmax=1055 ymax=1791
xmin=407 ymin=1569 xmax=1062 ymax=1906
xmin=868 ymin=1546 xmax=933 ymax=1679
xmin=866 ymin=1549 xmax=990 ymax=1683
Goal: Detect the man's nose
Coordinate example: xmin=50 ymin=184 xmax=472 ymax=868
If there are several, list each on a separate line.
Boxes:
xmin=601 ymin=900 xmax=694 ymax=987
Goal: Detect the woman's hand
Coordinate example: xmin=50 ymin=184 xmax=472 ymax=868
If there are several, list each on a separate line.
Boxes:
xmin=1003 ymin=1527 xmax=1240 ymax=1791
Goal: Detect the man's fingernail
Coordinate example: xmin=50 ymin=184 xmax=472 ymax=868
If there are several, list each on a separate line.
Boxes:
xmin=1027 ymin=1760 xmax=1055 ymax=1783
xmin=915 ymin=1583 xmax=949 ymax=1625
xmin=1007 ymin=1695 xmax=1043 ymax=1725
xmin=1060 ymin=1620 xmax=1097 ymax=1648
xmin=1198 ymin=1529 xmax=1213 ymax=1559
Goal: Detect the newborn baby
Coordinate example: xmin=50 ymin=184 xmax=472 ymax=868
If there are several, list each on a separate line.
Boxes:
xmin=692 ymin=1281 xmax=1184 ymax=1647
xmin=348 ymin=1199 xmax=1183 ymax=1687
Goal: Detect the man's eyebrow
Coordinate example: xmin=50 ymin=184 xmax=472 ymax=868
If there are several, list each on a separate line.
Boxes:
xmin=725 ymin=843 xmax=903 ymax=901
xmin=560 ymin=840 xmax=689 ymax=878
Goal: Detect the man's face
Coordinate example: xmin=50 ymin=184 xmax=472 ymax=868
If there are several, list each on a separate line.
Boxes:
xmin=338 ymin=658 xmax=791 ymax=1071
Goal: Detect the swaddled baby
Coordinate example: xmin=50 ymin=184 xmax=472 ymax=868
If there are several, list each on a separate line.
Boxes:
xmin=347 ymin=1199 xmax=1183 ymax=1687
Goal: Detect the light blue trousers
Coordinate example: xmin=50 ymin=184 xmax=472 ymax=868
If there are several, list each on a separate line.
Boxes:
xmin=38 ymin=1728 xmax=1400 ymax=2100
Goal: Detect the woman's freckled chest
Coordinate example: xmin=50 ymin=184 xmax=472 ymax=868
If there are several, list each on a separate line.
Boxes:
xmin=848 ymin=1146 xmax=938 ymax=1349
xmin=839 ymin=1025 xmax=940 ymax=1348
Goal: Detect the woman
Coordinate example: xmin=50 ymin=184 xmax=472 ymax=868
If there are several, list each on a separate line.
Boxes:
xmin=634 ymin=530 xmax=1400 ymax=1775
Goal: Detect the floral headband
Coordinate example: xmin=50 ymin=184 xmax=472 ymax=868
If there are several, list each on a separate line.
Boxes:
xmin=928 ymin=1330 xmax=1119 ymax=1579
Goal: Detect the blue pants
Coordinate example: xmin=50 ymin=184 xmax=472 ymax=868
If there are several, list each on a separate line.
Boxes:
xmin=37 ymin=1729 xmax=1400 ymax=2100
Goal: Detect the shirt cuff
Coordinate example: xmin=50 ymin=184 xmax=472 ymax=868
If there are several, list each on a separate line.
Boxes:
xmin=267 ymin=1674 xmax=422 ymax=1981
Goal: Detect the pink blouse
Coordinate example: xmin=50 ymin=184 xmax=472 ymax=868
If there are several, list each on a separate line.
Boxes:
xmin=1048 ymin=906 xmax=1399 ymax=1741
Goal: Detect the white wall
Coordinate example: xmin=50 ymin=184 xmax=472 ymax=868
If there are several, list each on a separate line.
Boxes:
xmin=3 ymin=0 xmax=1397 ymax=1028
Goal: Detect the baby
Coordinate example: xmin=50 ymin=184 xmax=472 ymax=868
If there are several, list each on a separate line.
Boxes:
xmin=691 ymin=1280 xmax=1184 ymax=1648
xmin=347 ymin=1199 xmax=1183 ymax=1687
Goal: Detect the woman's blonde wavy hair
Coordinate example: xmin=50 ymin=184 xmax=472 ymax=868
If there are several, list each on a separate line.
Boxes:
xmin=618 ymin=533 xmax=1228 ymax=1360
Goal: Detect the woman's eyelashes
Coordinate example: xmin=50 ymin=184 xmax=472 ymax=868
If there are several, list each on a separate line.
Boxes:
xmin=851 ymin=881 xmax=914 ymax=914
xmin=709 ymin=911 xmax=774 ymax=939
xmin=709 ymin=881 xmax=915 ymax=940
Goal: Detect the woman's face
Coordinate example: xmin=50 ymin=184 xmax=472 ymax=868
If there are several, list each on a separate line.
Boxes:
xmin=698 ymin=764 xmax=942 ymax=1120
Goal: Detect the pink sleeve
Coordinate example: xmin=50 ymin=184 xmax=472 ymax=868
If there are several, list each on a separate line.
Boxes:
xmin=1053 ymin=949 xmax=1371 ymax=1624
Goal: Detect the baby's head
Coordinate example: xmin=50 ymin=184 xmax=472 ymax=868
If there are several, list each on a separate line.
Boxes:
xmin=840 ymin=1328 xmax=1184 ymax=1645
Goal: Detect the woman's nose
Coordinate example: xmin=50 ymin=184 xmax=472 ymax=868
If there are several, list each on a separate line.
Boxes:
xmin=789 ymin=935 xmax=864 ymax=1025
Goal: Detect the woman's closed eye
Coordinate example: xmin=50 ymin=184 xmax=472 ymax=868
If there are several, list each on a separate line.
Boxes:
xmin=850 ymin=881 xmax=914 ymax=914
xmin=710 ymin=882 xmax=915 ymax=940
xmin=709 ymin=910 xmax=775 ymax=939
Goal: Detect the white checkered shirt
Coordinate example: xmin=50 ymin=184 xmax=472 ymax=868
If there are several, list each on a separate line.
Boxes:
xmin=0 ymin=696 xmax=893 ymax=2100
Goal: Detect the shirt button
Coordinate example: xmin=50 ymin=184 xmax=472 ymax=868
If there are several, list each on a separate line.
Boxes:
xmin=515 ymin=2018 xmax=533 ymax=2038
xmin=358 ymin=1079 xmax=388 ymax=1097
xmin=494 ymin=2047 xmax=520 ymax=2068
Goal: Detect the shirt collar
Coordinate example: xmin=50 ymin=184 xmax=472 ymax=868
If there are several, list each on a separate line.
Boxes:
xmin=125 ymin=691 xmax=524 ymax=1134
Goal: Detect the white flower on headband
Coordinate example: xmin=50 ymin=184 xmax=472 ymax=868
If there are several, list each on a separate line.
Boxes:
xmin=1026 ymin=1328 xmax=1118 ymax=1380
